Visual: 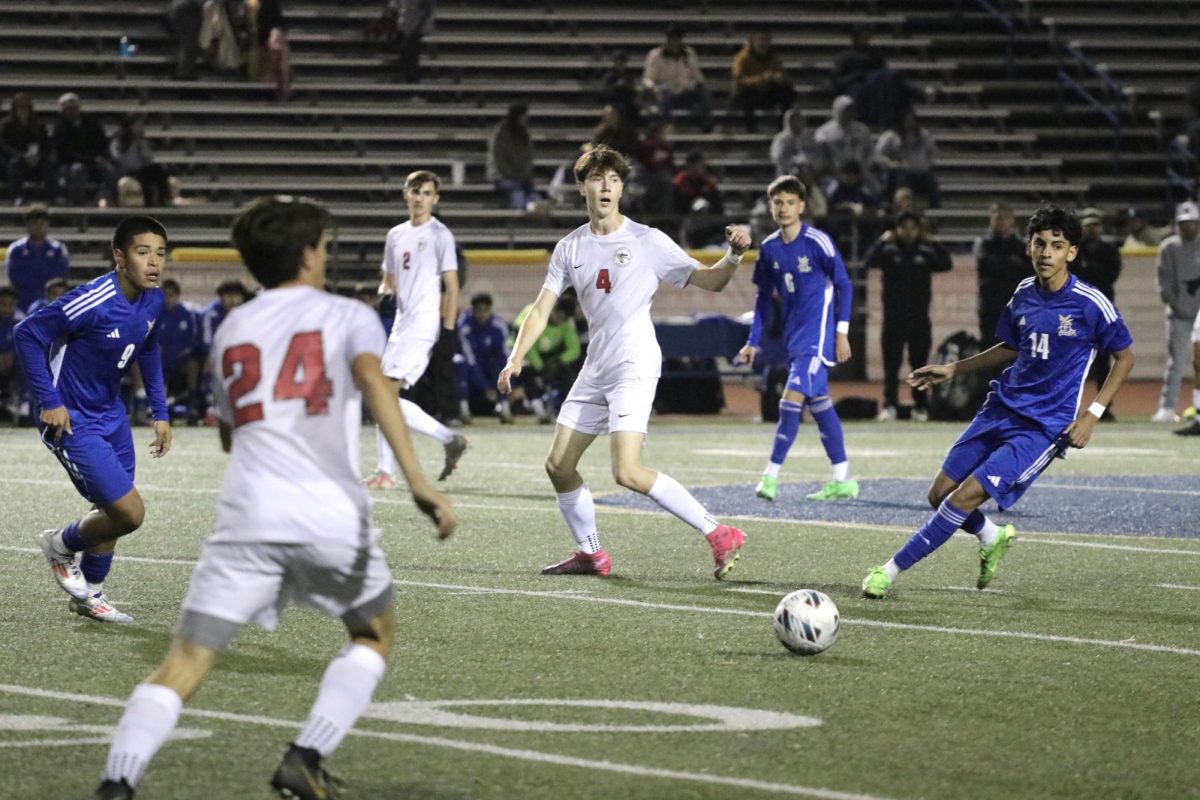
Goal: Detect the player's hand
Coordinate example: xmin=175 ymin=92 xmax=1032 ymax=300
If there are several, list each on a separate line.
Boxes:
xmin=725 ymin=225 xmax=751 ymax=256
xmin=907 ymin=363 xmax=954 ymax=390
xmin=735 ymin=345 xmax=758 ymax=367
xmin=150 ymin=419 xmax=173 ymax=458
xmin=497 ymin=361 xmax=521 ymax=395
xmin=412 ymin=484 xmax=458 ymax=540
xmin=1062 ymin=412 xmax=1100 ymax=449
xmin=40 ymin=406 xmax=72 ymax=441
xmin=835 ymin=333 xmax=852 ymax=364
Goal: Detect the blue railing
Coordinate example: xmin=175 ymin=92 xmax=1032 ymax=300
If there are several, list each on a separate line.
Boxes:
xmin=1053 ymin=38 xmax=1126 ymax=174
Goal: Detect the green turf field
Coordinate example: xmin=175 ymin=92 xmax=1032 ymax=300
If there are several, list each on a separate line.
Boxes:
xmin=1 ymin=420 xmax=1198 ymax=800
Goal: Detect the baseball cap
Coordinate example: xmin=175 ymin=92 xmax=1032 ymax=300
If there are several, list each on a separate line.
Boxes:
xmin=1175 ymin=201 xmax=1200 ymax=222
xmin=832 ymin=95 xmax=855 ymax=114
xmin=57 ymin=92 xmax=80 ymax=107
xmin=1080 ymin=207 xmax=1103 ymax=226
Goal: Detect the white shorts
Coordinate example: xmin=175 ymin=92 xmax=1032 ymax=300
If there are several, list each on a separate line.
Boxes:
xmin=1192 ymin=308 xmax=1200 ymax=344
xmin=178 ymin=538 xmax=393 ymax=651
xmin=557 ymin=372 xmax=658 ymax=436
xmin=381 ymin=327 xmax=437 ymax=386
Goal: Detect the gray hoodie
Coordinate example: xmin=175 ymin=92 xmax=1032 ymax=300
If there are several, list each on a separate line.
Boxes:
xmin=1156 ymin=232 xmax=1200 ymax=320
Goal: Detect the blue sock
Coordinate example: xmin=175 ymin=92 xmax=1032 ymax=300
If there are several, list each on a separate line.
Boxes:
xmin=61 ymin=521 xmax=86 ymax=553
xmin=961 ymin=510 xmax=986 ymax=535
xmin=894 ymin=500 xmax=969 ymax=570
xmin=80 ymin=550 xmax=114 ymax=586
xmin=769 ymin=400 xmax=804 ymax=466
xmin=809 ymin=396 xmax=847 ymax=466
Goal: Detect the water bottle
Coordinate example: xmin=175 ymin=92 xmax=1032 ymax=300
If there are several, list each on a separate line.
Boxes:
xmin=119 ymin=35 xmax=136 ymax=58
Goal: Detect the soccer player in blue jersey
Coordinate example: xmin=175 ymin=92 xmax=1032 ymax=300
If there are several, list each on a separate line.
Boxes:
xmin=737 ymin=175 xmax=858 ymax=502
xmin=862 ymin=205 xmax=1134 ymax=598
xmin=13 ymin=216 xmax=172 ymax=623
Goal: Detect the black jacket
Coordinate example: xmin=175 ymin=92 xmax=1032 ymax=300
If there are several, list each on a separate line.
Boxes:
xmin=1070 ymin=238 xmax=1121 ymax=300
xmin=864 ymin=236 xmax=952 ymax=312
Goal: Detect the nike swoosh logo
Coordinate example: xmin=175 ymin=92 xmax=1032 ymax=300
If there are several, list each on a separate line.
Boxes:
xmin=572 ymin=263 xmax=584 ymax=270
xmin=618 ymin=413 xmax=631 ymax=418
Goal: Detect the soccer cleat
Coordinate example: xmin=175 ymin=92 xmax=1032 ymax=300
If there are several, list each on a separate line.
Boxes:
xmin=1183 ymin=406 xmax=1198 ymax=421
xmin=806 ymin=479 xmax=860 ymax=501
xmin=497 ymin=404 xmax=514 ymax=424
xmin=92 ymin=779 xmax=134 ymax=800
xmin=1151 ymin=407 xmax=1178 ymax=423
xmin=911 ymin=406 xmax=930 ymax=422
xmin=363 ymin=470 xmax=398 ymax=489
xmin=862 ymin=566 xmax=891 ymax=599
xmin=755 ymin=474 xmax=778 ymax=501
xmin=876 ymin=405 xmax=897 ymax=421
xmin=438 ymin=434 xmax=469 ymax=480
xmin=69 ymin=592 xmax=135 ymax=624
xmin=541 ymin=549 xmax=612 ymax=576
xmin=1174 ymin=419 xmax=1200 ymax=436
xmin=706 ymin=525 xmax=746 ymax=580
xmin=271 ymin=745 xmax=344 ymax=800
xmin=977 ymin=524 xmax=1017 ymax=590
xmin=38 ymin=529 xmax=89 ymax=599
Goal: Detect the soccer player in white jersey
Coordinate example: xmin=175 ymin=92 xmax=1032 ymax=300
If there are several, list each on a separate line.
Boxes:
xmin=91 ymin=198 xmax=457 ymax=800
xmin=498 ymin=145 xmax=753 ymax=579
xmin=366 ymin=169 xmax=469 ymax=488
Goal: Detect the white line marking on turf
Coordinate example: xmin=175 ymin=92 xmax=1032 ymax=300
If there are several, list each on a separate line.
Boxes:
xmin=0 ymin=684 xmax=889 ymax=800
xmin=1158 ymin=583 xmax=1200 ymax=591
xmin=1035 ymin=482 xmax=1200 ymax=497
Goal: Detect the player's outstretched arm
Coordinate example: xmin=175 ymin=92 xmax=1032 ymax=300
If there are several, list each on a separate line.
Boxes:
xmin=687 ymin=226 xmax=752 ymax=292
xmin=1062 ymin=345 xmax=1134 ymax=449
xmin=909 ymin=342 xmax=1017 ymax=389
xmin=498 ymin=288 xmax=557 ymax=394
xmin=354 ymin=352 xmax=457 ymax=539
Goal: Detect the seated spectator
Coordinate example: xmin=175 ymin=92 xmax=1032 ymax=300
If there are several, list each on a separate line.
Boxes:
xmin=158 ymin=277 xmax=202 ymax=421
xmin=814 ymin=96 xmax=878 ymax=194
xmin=770 ymin=107 xmax=819 ymax=178
xmin=510 ymin=296 xmax=581 ymax=423
xmin=824 ymin=159 xmax=880 ymax=256
xmin=110 ymin=115 xmax=172 ymax=207
xmin=4 ymin=204 xmax=69 ymax=315
xmin=601 ymin=49 xmax=642 ymax=125
xmin=729 ymin=30 xmax=795 ymax=133
xmin=674 ymin=151 xmax=725 ymax=247
xmin=457 ymin=292 xmax=513 ymax=423
xmin=52 ymin=93 xmax=115 ymax=206
xmin=1123 ymin=206 xmax=1165 ymax=249
xmin=874 ymin=109 xmax=939 ymax=208
xmin=590 ymin=103 xmax=640 ymax=157
xmin=2 ymin=92 xmax=55 ymax=204
xmin=487 ymin=103 xmax=545 ymax=212
xmin=631 ymin=119 xmax=676 ymax=215
xmin=0 ymin=285 xmax=22 ymax=417
xmin=830 ymin=27 xmax=915 ymax=128
xmin=642 ymin=25 xmax=713 ymax=133
xmin=168 ymin=0 xmax=204 ymax=79
xmin=26 ymin=276 xmax=69 ymax=315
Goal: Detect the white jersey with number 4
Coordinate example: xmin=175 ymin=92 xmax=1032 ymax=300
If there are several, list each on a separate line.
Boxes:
xmin=210 ymin=286 xmax=386 ymax=545
xmin=543 ymin=218 xmax=698 ymax=383
xmin=382 ymin=217 xmax=457 ymax=340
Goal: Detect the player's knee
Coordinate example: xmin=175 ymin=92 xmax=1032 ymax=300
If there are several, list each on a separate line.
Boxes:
xmin=927 ymin=485 xmax=947 ymax=509
xmin=611 ymin=465 xmax=647 ymax=493
xmin=544 ymin=454 xmax=565 ymax=482
xmin=108 ymin=498 xmax=145 ymax=533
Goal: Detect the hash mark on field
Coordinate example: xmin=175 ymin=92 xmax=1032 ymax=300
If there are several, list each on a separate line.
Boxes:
xmin=1158 ymin=583 xmax=1200 ymax=591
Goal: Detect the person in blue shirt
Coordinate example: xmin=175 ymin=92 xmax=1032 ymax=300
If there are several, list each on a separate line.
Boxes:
xmin=457 ymin=292 xmax=513 ymax=423
xmin=26 ymin=276 xmax=70 ymax=315
xmin=862 ymin=205 xmax=1135 ymax=599
xmin=158 ymin=277 xmax=201 ymax=421
xmin=14 ymin=216 xmax=173 ymax=624
xmin=195 ymin=278 xmax=250 ymax=421
xmin=737 ymin=175 xmax=858 ymax=502
xmin=4 ymin=204 xmax=70 ymax=315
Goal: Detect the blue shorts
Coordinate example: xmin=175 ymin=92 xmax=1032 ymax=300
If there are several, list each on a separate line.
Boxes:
xmin=941 ymin=398 xmax=1062 ymax=512
xmin=785 ymin=356 xmax=830 ymax=398
xmin=39 ymin=419 xmax=136 ymax=506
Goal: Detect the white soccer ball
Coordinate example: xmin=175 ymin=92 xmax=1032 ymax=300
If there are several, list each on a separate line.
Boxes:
xmin=773 ymin=589 xmax=840 ymax=655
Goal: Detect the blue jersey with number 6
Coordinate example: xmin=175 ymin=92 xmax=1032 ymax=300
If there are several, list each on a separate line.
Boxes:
xmin=992 ymin=273 xmax=1132 ymax=436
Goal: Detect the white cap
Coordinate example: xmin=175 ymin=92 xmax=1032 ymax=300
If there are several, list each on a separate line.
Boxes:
xmin=832 ymin=95 xmax=855 ymax=114
xmin=1176 ymin=201 xmax=1200 ymax=222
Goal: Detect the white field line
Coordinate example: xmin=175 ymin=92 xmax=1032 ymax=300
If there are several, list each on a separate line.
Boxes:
xmin=1158 ymin=583 xmax=1200 ymax=591
xmin=0 ymin=683 xmax=890 ymax=800
xmin=3 ymin=547 xmax=1197 ymax=657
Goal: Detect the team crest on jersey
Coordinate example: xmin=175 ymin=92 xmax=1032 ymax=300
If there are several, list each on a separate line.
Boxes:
xmin=417 ymin=237 xmax=427 ymax=252
xmin=772 ymin=260 xmax=781 ymax=271
xmin=797 ymin=256 xmax=811 ymax=273
xmin=146 ymin=320 xmax=156 ymax=335
xmin=1018 ymin=316 xmax=1026 ymax=328
xmin=1056 ymin=314 xmax=1077 ymax=337
xmin=615 ymin=247 xmax=632 ymax=266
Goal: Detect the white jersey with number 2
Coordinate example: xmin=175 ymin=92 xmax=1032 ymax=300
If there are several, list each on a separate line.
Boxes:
xmin=381 ymin=217 xmax=457 ymax=338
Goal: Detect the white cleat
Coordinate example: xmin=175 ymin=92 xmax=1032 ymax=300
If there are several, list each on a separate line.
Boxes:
xmin=38 ymin=529 xmax=89 ymax=599
xmin=68 ymin=592 xmax=134 ymax=624
xmin=1151 ymin=408 xmax=1179 ymax=423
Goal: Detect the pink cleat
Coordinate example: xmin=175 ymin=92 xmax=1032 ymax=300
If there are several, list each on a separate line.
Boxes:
xmin=706 ymin=525 xmax=746 ymax=580
xmin=364 ymin=470 xmax=398 ymax=489
xmin=541 ymin=549 xmax=612 ymax=576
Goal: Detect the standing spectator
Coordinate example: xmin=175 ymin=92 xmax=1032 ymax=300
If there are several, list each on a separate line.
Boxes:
xmin=168 ymin=0 xmax=204 ymax=80
xmin=394 ymin=0 xmax=435 ymax=84
xmin=257 ymin=0 xmax=292 ymax=100
xmin=974 ymin=203 xmax=1029 ymax=346
xmin=874 ymin=109 xmax=940 ymax=208
xmin=487 ymin=103 xmax=543 ymax=212
xmin=198 ymin=0 xmax=244 ymax=73
xmin=1153 ymin=201 xmax=1200 ymax=421
xmin=830 ymin=27 xmax=914 ymax=128
xmin=26 ymin=276 xmax=69 ymax=315
xmin=813 ymin=96 xmax=877 ymax=192
xmin=863 ymin=211 xmax=952 ymax=420
xmin=642 ymin=25 xmax=713 ymax=133
xmin=2 ymin=92 xmax=55 ymax=204
xmin=5 ymin=204 xmax=70 ymax=314
xmin=632 ymin=119 xmax=676 ymax=215
xmin=1072 ymin=208 xmax=1123 ymax=416
xmin=1122 ymin=207 xmax=1165 ymax=249
xmin=52 ymin=93 xmax=115 ymax=206
xmin=770 ymin=107 xmax=818 ymax=178
xmin=600 ymin=49 xmax=641 ymax=125
xmin=196 ymin=278 xmax=250 ymax=421
xmin=157 ymin=277 xmax=201 ymax=422
xmin=457 ymin=292 xmax=513 ymax=423
xmin=110 ymin=115 xmax=171 ymax=208
xmin=730 ymin=30 xmax=794 ymax=133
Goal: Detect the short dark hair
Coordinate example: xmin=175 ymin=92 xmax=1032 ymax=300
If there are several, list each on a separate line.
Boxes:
xmin=471 ymin=292 xmax=493 ymax=308
xmin=161 ymin=277 xmax=181 ymax=293
xmin=24 ymin=203 xmax=50 ymax=223
xmin=1026 ymin=204 xmax=1082 ymax=247
xmin=894 ymin=211 xmax=922 ymax=228
xmin=216 ymin=278 xmax=249 ymax=296
xmin=767 ymin=175 xmax=807 ymax=200
xmin=405 ymin=169 xmax=440 ymax=193
xmin=112 ymin=215 xmax=168 ymax=253
xmin=573 ymin=144 xmax=631 ymax=183
xmin=231 ymin=197 xmax=331 ymax=289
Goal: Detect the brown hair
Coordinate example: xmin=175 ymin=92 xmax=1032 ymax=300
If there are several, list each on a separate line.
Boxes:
xmin=405 ymin=169 xmax=440 ymax=192
xmin=767 ymin=175 xmax=807 ymax=200
xmin=573 ymin=145 xmax=631 ymax=183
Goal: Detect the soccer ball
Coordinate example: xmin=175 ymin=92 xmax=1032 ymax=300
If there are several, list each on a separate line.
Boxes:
xmin=773 ymin=589 xmax=840 ymax=655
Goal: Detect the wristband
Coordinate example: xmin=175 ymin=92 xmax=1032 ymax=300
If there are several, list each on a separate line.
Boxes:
xmin=1087 ymin=401 xmax=1106 ymax=418
xmin=726 ymin=247 xmax=744 ymax=264
xmin=836 ymin=321 xmax=850 ymax=335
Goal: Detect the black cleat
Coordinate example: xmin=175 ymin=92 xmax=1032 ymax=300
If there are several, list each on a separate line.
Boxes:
xmin=271 ymin=745 xmax=344 ymax=800
xmin=92 ymin=779 xmax=134 ymax=800
xmin=437 ymin=433 xmax=469 ymax=481
xmin=1174 ymin=420 xmax=1200 ymax=436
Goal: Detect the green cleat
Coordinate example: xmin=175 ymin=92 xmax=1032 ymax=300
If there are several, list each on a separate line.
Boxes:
xmin=755 ymin=474 xmax=778 ymax=501
xmin=862 ymin=566 xmax=891 ymax=599
xmin=807 ymin=478 xmax=860 ymax=501
xmin=977 ymin=524 xmax=1016 ymax=589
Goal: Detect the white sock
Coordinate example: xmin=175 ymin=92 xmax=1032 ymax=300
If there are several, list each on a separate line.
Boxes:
xmin=831 ymin=461 xmax=850 ymax=482
xmin=647 ymin=472 xmax=719 ymax=535
xmin=1193 ymin=387 xmax=1200 ymax=409
xmin=105 ymin=683 xmax=184 ymax=786
xmin=975 ymin=517 xmax=1000 ymax=547
xmin=87 ymin=581 xmax=104 ymax=595
xmin=294 ymin=644 xmax=386 ymax=757
xmin=763 ymin=462 xmax=781 ymax=478
xmin=400 ymin=398 xmax=455 ymax=444
xmin=375 ymin=426 xmax=397 ymax=475
xmin=883 ymin=558 xmax=901 ymax=581
xmin=557 ymin=486 xmax=601 ymax=554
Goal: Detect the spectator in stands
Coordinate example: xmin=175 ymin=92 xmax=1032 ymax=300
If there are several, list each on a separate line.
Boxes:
xmin=4 ymin=204 xmax=69 ymax=315
xmin=642 ymin=25 xmax=713 ymax=133
xmin=631 ymin=119 xmax=676 ymax=215
xmin=26 ymin=276 xmax=69 ymax=315
xmin=886 ymin=186 xmax=934 ymax=239
xmin=814 ymin=96 xmax=878 ymax=193
xmin=157 ymin=278 xmax=202 ymax=422
xmin=770 ymin=107 xmax=818 ymax=179
xmin=601 ymin=49 xmax=642 ymax=125
xmin=457 ymin=292 xmax=513 ymax=423
xmin=729 ymin=30 xmax=795 ymax=133
xmin=168 ymin=0 xmax=204 ymax=80
xmin=590 ymin=103 xmax=639 ymax=157
xmin=257 ymin=0 xmax=293 ymax=100
xmin=198 ymin=0 xmax=245 ymax=73
xmin=830 ymin=26 xmax=914 ymax=128
xmin=110 ymin=115 xmax=171 ymax=208
xmin=823 ymin=159 xmax=879 ymax=257
xmin=0 ymin=285 xmax=21 ymax=417
xmin=674 ymin=150 xmax=725 ymax=247
xmin=874 ymin=109 xmax=940 ymax=208
xmin=393 ymin=0 xmax=435 ymax=84
xmin=1123 ymin=207 xmax=1164 ymax=249
xmin=510 ymin=296 xmax=581 ymax=423
xmin=488 ymin=103 xmax=544 ymax=212
xmin=1071 ymin=208 xmax=1122 ymax=417
xmin=1154 ymin=200 xmax=1200 ymax=422
xmin=2 ymin=92 xmax=55 ymax=205
xmin=973 ymin=203 xmax=1028 ymax=345
xmin=863 ymin=210 xmax=951 ymax=420
xmin=354 ymin=280 xmax=391 ymax=334
xmin=52 ymin=93 xmax=115 ymax=206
